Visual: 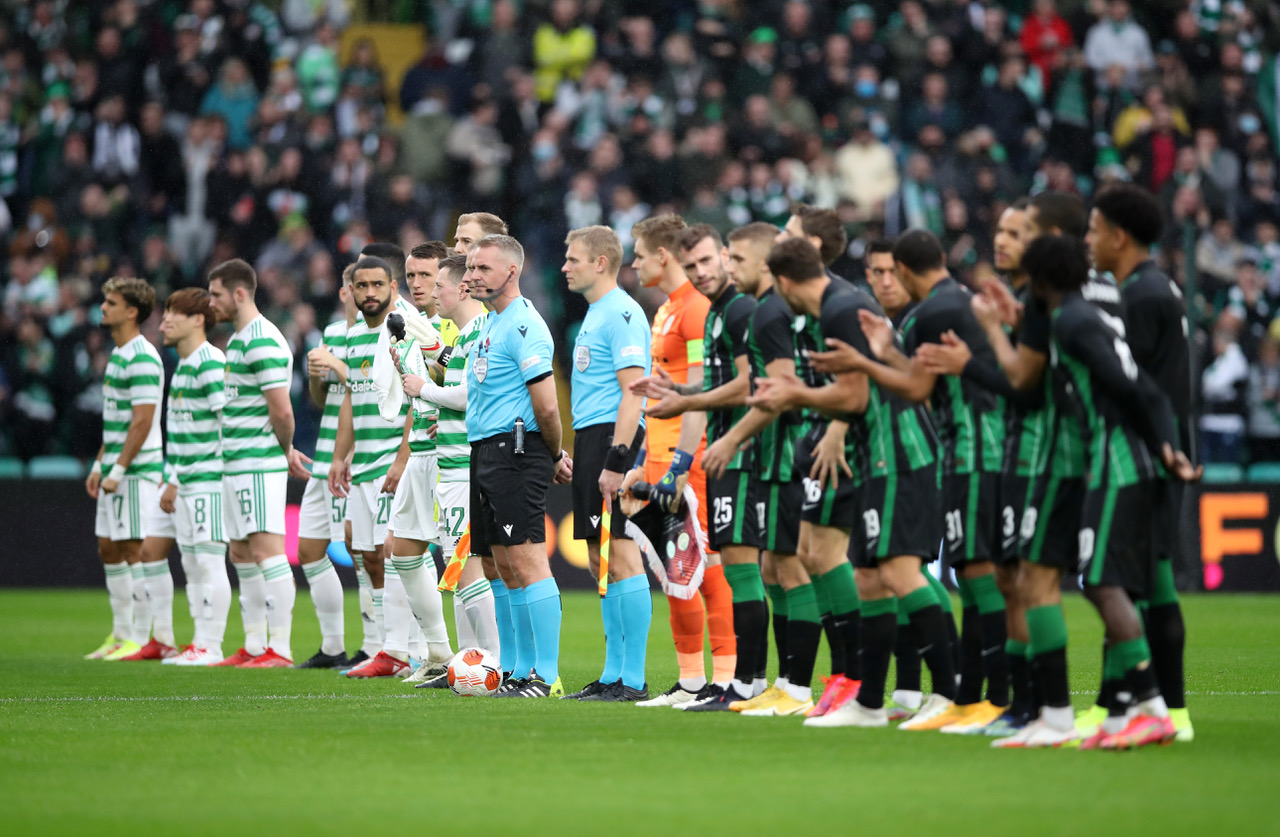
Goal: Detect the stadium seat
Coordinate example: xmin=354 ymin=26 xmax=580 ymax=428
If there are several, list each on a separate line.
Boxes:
xmin=0 ymin=457 xmax=23 ymax=479
xmin=27 ymin=456 xmax=87 ymax=479
xmin=1200 ymin=463 xmax=1245 ymax=484
xmin=1246 ymin=462 xmax=1280 ymax=483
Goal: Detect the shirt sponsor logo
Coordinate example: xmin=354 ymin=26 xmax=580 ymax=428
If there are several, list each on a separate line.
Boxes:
xmin=620 ymin=345 xmax=643 ymax=358
xmin=225 ymin=385 xmax=239 ymax=399
xmin=361 ymin=359 xmax=373 ymax=377
xmin=575 ymin=345 xmax=591 ymax=372
xmin=520 ymin=356 xmax=542 ymax=371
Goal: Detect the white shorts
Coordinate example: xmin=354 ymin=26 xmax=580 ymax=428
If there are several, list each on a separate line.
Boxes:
xmin=436 ymin=478 xmax=469 ymax=553
xmin=299 ymin=477 xmax=346 ymax=541
xmin=94 ymin=477 xmax=159 ymax=541
xmin=222 ymin=471 xmax=287 ymax=542
xmin=144 ymin=495 xmax=177 ymax=540
xmin=391 ymin=455 xmax=439 ymax=543
xmin=347 ymin=476 xmax=393 ymax=553
xmin=176 ymin=486 xmax=226 ymax=545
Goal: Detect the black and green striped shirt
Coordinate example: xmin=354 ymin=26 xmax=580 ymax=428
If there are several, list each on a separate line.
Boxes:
xmin=704 ymin=286 xmax=756 ymax=471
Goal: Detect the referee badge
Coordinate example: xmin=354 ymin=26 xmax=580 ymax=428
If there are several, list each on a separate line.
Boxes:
xmin=575 ymin=345 xmax=591 ymax=372
xmin=474 ymin=356 xmax=488 ymax=382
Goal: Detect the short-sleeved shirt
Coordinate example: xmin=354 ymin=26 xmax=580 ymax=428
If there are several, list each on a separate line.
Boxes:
xmin=222 ymin=316 xmax=293 ymax=476
xmin=165 ymin=341 xmax=226 ymax=489
xmin=901 ymin=278 xmax=1004 ymax=476
xmin=438 ymin=312 xmax=487 ymax=480
xmin=467 ymin=296 xmax=555 ymax=441
xmin=102 ymin=334 xmax=164 ymax=482
xmin=748 ymin=287 xmax=806 ymax=483
xmin=571 ymin=286 xmax=651 ymax=430
xmin=346 ymin=302 xmax=414 ymax=483
xmin=646 ymin=280 xmax=710 ymax=465
xmin=1120 ymin=260 xmax=1192 ymax=457
xmin=704 ymin=286 xmax=756 ymax=469
xmin=310 ymin=319 xmax=347 ymax=480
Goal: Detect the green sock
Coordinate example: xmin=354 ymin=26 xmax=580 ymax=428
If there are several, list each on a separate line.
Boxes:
xmin=968 ymin=573 xmax=1005 ymax=615
xmin=1005 ymin=638 xmax=1029 ymax=659
xmin=1148 ymin=558 xmax=1180 ymax=608
xmin=899 ymin=585 xmax=936 ymax=615
xmin=896 ymin=600 xmax=911 ymax=626
xmin=1111 ymin=636 xmax=1152 ymax=674
xmin=724 ymin=563 xmax=767 ymax=603
xmin=818 ymin=562 xmax=860 ymax=615
xmin=766 ymin=583 xmax=787 ymax=617
xmin=956 ymin=576 xmax=976 ymax=609
xmin=861 ymin=596 xmax=898 ymax=619
xmin=786 ymin=583 xmax=821 ymax=625
xmin=926 ymin=571 xmax=954 ymax=614
xmin=1025 ymin=604 xmax=1068 ymax=656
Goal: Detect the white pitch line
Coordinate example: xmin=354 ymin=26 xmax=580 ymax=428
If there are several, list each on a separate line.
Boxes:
xmin=1 ymin=690 xmax=1277 ymax=704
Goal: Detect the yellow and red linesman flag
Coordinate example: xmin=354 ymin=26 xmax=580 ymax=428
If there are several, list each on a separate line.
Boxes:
xmin=598 ymin=502 xmax=611 ymax=597
xmin=437 ymin=527 xmax=471 ymax=593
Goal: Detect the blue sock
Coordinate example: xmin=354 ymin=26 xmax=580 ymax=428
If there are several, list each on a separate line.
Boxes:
xmin=617 ymin=574 xmax=652 ymax=691
xmin=491 ymin=579 xmax=515 ymax=673
xmin=525 ymin=577 xmax=563 ymax=684
xmin=600 ymin=583 xmax=623 ymax=684
xmin=508 ymin=586 xmax=535 ymax=679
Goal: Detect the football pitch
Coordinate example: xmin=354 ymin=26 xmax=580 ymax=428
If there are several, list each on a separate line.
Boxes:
xmin=1 ymin=590 xmax=1276 ymax=836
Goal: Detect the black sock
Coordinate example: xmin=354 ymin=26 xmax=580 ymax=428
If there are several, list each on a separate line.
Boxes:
xmin=756 ymin=606 xmax=770 ymax=680
xmin=895 ymin=626 xmax=922 ymax=693
xmin=856 ymin=607 xmax=897 ymax=710
xmin=732 ymin=600 xmax=767 ymax=684
xmin=1035 ymin=648 xmax=1071 ymax=709
xmin=786 ymin=620 xmax=822 ymax=690
xmin=773 ymin=614 xmax=790 ymax=681
xmin=1009 ymin=650 xmax=1033 ymax=717
xmin=837 ymin=610 xmax=861 ymax=680
xmin=821 ymin=612 xmax=845 ymax=676
xmin=946 ymin=609 xmax=961 ymax=671
xmin=980 ymin=611 xmax=1009 ymax=707
xmin=1094 ymin=641 xmax=1110 ymax=707
xmin=1144 ymin=603 xmax=1187 ymax=710
xmin=908 ymin=603 xmax=957 ymax=700
xmin=956 ymin=605 xmax=984 ymax=704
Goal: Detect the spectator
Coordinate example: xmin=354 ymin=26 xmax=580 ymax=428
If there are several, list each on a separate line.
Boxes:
xmin=89 ymin=95 xmax=138 ymax=187
xmin=767 ymin=73 xmax=819 ymax=138
xmin=1129 ymin=104 xmax=1188 ymax=194
xmin=200 ymin=58 xmax=260 ymax=150
xmin=533 ymin=0 xmax=596 ymax=103
xmin=974 ymin=55 xmax=1040 ymax=175
xmin=296 ymin=22 xmax=341 ymax=112
xmin=1247 ymin=334 xmax=1280 ymax=463
xmin=887 ymin=1 xmax=934 ymax=78
xmin=8 ymin=316 xmax=57 ymax=460
xmin=1197 ymin=216 xmax=1248 ymax=297
xmin=835 ymin=119 xmax=898 ymax=218
xmin=884 ymin=152 xmax=944 ymax=237
xmin=446 ymin=98 xmax=511 ymax=210
xmin=1021 ymin=0 xmax=1075 ymax=79
xmin=474 ymin=0 xmax=526 ymax=92
xmin=1200 ymin=310 xmax=1249 ymax=463
xmin=731 ymin=28 xmax=777 ymax=104
xmin=1224 ymin=256 xmax=1273 ymax=358
xmin=1084 ymin=0 xmax=1154 ymax=90
xmin=904 ymin=73 xmax=965 ymax=140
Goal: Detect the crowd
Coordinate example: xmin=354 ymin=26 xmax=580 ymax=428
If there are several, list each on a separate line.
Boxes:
xmin=0 ymin=0 xmax=1278 ymax=463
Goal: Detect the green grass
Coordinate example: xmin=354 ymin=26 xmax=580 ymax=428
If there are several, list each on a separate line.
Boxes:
xmin=1 ymin=590 xmax=1276 ymax=836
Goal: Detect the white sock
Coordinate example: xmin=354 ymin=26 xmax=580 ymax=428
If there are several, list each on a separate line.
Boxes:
xmin=355 ymin=560 xmax=380 ymax=655
xmin=892 ymin=689 xmax=924 ymax=711
xmin=774 ymin=676 xmax=791 ymax=691
xmin=381 ymin=566 xmax=413 ymax=660
xmin=1139 ymin=695 xmax=1169 ymax=719
xmin=372 ymin=588 xmax=386 ymax=655
xmin=454 ymin=594 xmax=477 ymax=648
xmin=409 ymin=623 xmax=426 ymax=662
xmin=196 ymin=547 xmax=231 ymax=650
xmin=785 ymin=682 xmax=812 ymax=702
xmin=233 ymin=561 xmax=268 ymax=656
xmin=679 ymin=677 xmax=707 ymax=692
xmin=730 ymin=678 xmax=752 ymax=698
xmin=103 ymin=562 xmax=133 ymax=641
xmin=460 ymin=579 xmax=500 ymax=660
xmin=128 ymin=563 xmax=150 ymax=643
xmin=259 ymin=554 xmax=295 ymax=661
xmin=179 ymin=549 xmax=202 ymax=643
xmin=142 ymin=559 xmax=175 ymax=646
xmin=752 ymin=677 xmax=767 ymax=696
xmin=1042 ymin=705 xmax=1075 ymax=732
xmin=394 ymin=554 xmax=450 ymax=645
xmin=302 ymin=557 xmax=345 ymax=656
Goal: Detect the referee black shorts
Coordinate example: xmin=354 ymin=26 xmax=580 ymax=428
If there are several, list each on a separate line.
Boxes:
xmin=571 ymin=422 xmax=642 ymax=540
xmin=471 ymin=431 xmax=553 ymax=549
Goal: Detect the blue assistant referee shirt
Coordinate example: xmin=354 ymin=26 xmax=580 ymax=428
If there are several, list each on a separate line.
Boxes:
xmin=570 ymin=286 xmax=652 ymax=429
xmin=466 ymin=296 xmax=556 ymax=441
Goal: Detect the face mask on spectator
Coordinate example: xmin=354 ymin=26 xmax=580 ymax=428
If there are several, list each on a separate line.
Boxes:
xmin=855 ymin=79 xmax=878 ymax=98
xmin=1240 ymin=114 xmax=1261 ymax=135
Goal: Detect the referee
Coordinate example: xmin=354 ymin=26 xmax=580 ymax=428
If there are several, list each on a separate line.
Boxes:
xmin=561 ymin=226 xmax=653 ymax=703
xmin=465 ymin=234 xmax=573 ymax=698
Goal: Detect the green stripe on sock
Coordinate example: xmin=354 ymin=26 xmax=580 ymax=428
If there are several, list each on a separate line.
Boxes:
xmin=391 ymin=556 xmax=425 ymax=573
xmin=818 ymin=562 xmax=860 ymax=615
xmin=925 ymin=571 xmax=953 ymax=614
xmin=896 ymin=600 xmax=911 ymax=626
xmin=956 ymin=576 xmax=976 ymax=609
xmin=724 ymin=563 xmax=766 ymax=603
xmin=1149 ymin=557 xmax=1180 ymax=607
xmin=785 ymin=583 xmax=821 ymax=625
xmin=1006 ymin=638 xmax=1029 ymax=658
xmin=862 ymin=595 xmax=898 ymax=618
xmin=967 ymin=573 xmax=1005 ymax=615
xmin=900 ymin=586 xmax=935 ymax=615
xmin=1026 ymin=604 xmax=1067 ymax=656
xmin=1111 ymin=636 xmax=1151 ymax=674
xmin=302 ymin=559 xmax=333 ymax=580
xmin=766 ymin=583 xmax=787 ymax=617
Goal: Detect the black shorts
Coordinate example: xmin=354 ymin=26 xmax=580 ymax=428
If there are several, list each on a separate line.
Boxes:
xmin=942 ymin=471 xmax=1001 ymax=567
xmin=1080 ymin=479 xmax=1157 ymax=598
xmin=1022 ymin=473 xmax=1084 ymax=573
xmin=854 ymin=468 xmax=942 ymax=568
xmin=706 ymin=468 xmax=762 ymax=550
xmin=471 ymin=432 xmax=553 ymax=549
xmin=999 ymin=472 xmax=1032 ymax=564
xmin=758 ymin=479 xmax=804 ymax=555
xmin=794 ymin=428 xmax=859 ymax=528
xmin=571 ymin=422 xmax=642 ymax=540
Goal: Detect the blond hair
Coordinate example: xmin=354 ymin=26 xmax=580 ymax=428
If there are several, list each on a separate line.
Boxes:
xmin=566 ymin=225 xmax=624 ymax=274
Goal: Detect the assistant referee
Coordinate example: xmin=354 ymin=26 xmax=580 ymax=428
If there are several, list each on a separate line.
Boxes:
xmin=465 ymin=234 xmax=573 ymax=698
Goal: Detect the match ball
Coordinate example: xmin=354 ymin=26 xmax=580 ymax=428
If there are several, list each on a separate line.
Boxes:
xmin=447 ymin=647 xmax=503 ymax=696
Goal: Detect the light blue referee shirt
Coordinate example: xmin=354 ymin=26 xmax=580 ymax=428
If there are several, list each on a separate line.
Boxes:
xmin=570 ymin=287 xmax=651 ymax=430
xmin=466 ymin=296 xmax=555 ymax=441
